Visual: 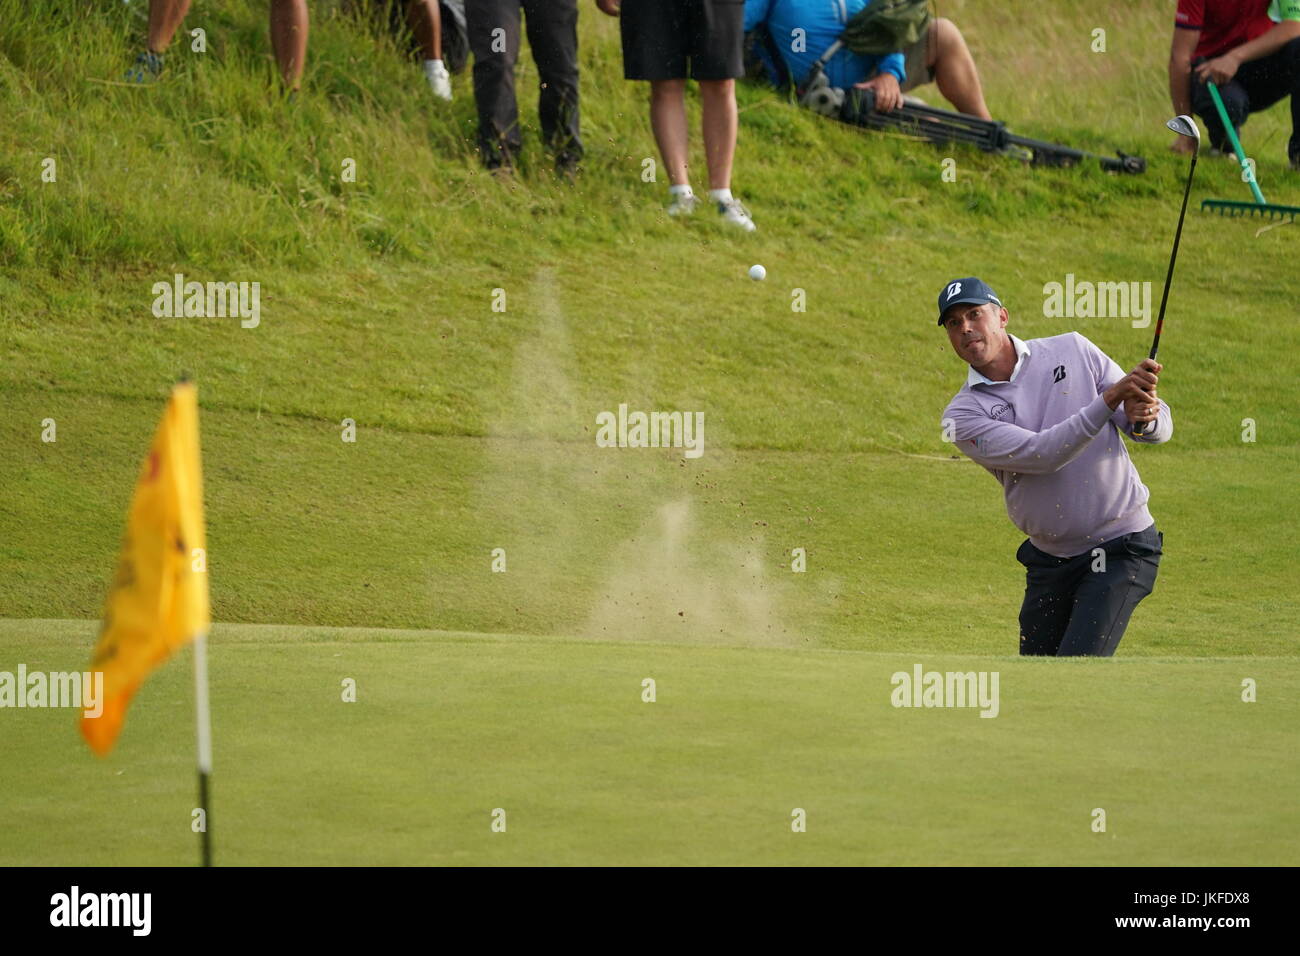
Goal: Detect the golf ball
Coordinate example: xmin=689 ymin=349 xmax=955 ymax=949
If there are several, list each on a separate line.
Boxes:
xmin=749 ymin=264 xmax=766 ymax=281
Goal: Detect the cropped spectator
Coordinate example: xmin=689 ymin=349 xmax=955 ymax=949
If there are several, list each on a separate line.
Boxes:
xmin=598 ymin=0 xmax=756 ymax=231
xmin=127 ymin=0 xmax=308 ymax=92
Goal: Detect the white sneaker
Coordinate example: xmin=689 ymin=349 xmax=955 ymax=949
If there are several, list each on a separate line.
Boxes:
xmin=666 ymin=192 xmax=700 ymax=216
xmin=717 ymin=197 xmax=756 ymax=232
xmin=425 ymin=63 xmax=452 ymax=101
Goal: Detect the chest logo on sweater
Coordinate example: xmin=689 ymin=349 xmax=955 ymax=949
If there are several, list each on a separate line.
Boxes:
xmin=989 ymin=402 xmax=1014 ymax=422
xmin=1053 ymin=365 xmax=1067 ymax=383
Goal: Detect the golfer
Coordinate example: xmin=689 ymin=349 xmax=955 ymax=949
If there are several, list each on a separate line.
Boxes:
xmin=937 ymin=278 xmax=1172 ymax=657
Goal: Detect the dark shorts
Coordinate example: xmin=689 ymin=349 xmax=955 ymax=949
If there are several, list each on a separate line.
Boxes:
xmin=620 ymin=0 xmax=746 ymax=82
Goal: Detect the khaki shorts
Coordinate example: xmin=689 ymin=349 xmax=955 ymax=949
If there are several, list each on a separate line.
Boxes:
xmin=900 ymin=20 xmax=937 ymax=93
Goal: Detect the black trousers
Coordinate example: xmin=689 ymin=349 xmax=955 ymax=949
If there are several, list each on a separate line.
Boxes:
xmin=466 ymin=0 xmax=582 ymax=167
xmin=1192 ymin=37 xmax=1300 ymax=161
xmin=1016 ymin=524 xmax=1162 ymax=657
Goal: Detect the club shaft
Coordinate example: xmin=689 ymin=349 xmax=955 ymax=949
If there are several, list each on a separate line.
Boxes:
xmin=1149 ymin=150 xmax=1196 ymax=360
xmin=1134 ymin=146 xmax=1197 ymax=436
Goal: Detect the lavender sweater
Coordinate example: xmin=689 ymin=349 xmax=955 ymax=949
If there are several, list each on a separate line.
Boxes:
xmin=942 ymin=332 xmax=1172 ymax=558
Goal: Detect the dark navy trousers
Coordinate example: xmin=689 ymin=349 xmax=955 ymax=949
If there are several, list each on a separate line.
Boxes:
xmin=1016 ymin=524 xmax=1162 ymax=657
xmin=1191 ymin=37 xmax=1300 ymax=163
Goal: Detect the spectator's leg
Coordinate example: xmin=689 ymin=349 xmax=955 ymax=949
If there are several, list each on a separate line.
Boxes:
xmin=928 ymin=18 xmax=991 ymax=120
xmin=467 ymin=0 xmax=523 ymax=168
xmin=690 ymin=0 xmax=744 ymax=194
xmin=699 ymin=79 xmax=737 ymax=191
xmin=522 ymin=0 xmax=582 ymax=165
xmin=1192 ymin=74 xmax=1249 ymax=153
xmin=650 ymin=80 xmax=691 ymax=186
xmin=127 ymin=0 xmax=189 ymax=80
xmin=270 ymin=0 xmax=308 ymax=91
xmin=407 ymin=1 xmax=443 ymax=60
xmin=1056 ymin=527 xmax=1161 ymax=658
xmin=409 ymin=0 xmax=451 ymax=99
xmin=148 ymin=0 xmax=191 ymax=54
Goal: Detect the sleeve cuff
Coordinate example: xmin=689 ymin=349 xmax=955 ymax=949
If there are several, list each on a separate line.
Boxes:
xmin=1130 ymin=405 xmax=1173 ymax=443
xmin=878 ymin=53 xmax=906 ymax=84
xmin=1082 ymin=393 xmax=1114 ymax=434
xmin=1109 ymin=403 xmax=1130 ymax=434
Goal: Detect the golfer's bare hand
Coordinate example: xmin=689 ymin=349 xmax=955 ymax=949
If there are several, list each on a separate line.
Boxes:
xmin=1124 ymin=394 xmax=1160 ymax=424
xmin=595 ymin=0 xmax=620 ymax=15
xmin=1103 ymin=359 xmax=1161 ymax=410
xmin=1195 ymin=53 xmax=1239 ymax=85
xmin=854 ymin=72 xmax=902 ymax=112
xmin=1169 ymin=136 xmax=1196 ymax=155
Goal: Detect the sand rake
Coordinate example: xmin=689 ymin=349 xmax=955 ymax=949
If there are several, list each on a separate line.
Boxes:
xmin=1199 ymin=74 xmax=1300 ymax=222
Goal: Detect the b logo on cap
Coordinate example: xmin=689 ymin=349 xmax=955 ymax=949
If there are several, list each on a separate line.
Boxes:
xmin=946 ymin=282 xmax=962 ymax=300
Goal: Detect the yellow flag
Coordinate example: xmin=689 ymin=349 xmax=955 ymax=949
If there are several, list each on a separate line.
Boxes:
xmin=82 ymin=382 xmax=210 ymax=756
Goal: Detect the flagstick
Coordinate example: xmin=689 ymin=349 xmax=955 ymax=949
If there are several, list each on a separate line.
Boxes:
xmin=193 ymin=631 xmax=213 ymax=867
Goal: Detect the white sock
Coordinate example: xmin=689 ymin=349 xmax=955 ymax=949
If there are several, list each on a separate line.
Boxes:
xmin=709 ymin=188 xmax=733 ymax=204
xmin=669 ymin=184 xmax=694 ymax=198
xmin=423 ymin=59 xmax=447 ymax=78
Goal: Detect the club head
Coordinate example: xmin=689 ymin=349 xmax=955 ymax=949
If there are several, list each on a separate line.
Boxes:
xmin=1167 ymin=115 xmax=1201 ymax=146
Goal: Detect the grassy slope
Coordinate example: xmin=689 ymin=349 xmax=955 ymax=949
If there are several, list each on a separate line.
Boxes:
xmin=2 ymin=620 xmax=1296 ymax=866
xmin=1 ymin=0 xmax=1296 ymax=655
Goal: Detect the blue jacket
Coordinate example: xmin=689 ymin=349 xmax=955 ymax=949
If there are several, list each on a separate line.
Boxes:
xmin=744 ymin=0 xmax=907 ymax=88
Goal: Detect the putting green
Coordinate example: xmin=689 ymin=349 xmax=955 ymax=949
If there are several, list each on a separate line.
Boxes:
xmin=2 ymin=619 xmax=1294 ymax=866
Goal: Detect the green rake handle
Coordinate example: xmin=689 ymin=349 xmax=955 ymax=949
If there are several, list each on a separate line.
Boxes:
xmin=1205 ymin=78 xmax=1268 ymax=205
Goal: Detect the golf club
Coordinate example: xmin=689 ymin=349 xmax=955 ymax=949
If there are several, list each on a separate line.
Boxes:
xmin=1133 ymin=115 xmax=1200 ymax=437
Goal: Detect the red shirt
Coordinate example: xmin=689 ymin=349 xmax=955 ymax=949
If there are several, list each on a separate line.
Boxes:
xmin=1176 ymin=0 xmax=1276 ymax=58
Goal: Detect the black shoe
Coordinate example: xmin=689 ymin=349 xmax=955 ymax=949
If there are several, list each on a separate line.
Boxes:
xmin=484 ymin=159 xmax=515 ymax=183
xmin=482 ymin=147 xmax=517 ymax=175
xmin=554 ymin=152 xmax=582 ymax=183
